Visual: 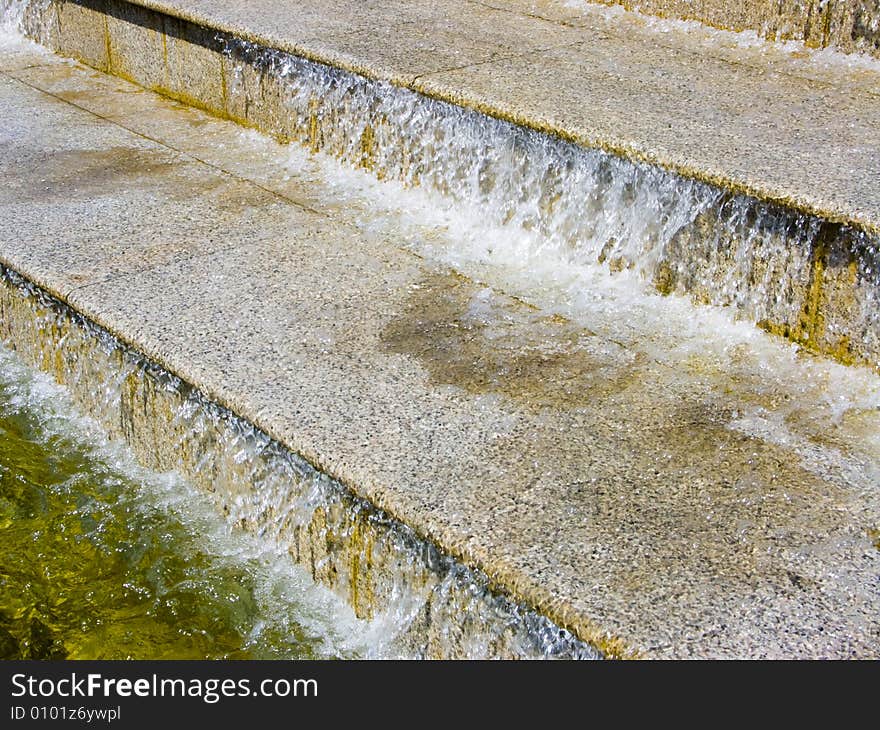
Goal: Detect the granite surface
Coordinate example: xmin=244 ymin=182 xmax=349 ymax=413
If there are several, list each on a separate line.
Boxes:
xmin=1 ymin=49 xmax=878 ymax=657
xmin=92 ymin=0 xmax=880 ymax=235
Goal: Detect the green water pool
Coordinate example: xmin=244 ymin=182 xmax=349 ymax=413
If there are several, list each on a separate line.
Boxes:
xmin=0 ymin=346 xmax=354 ymax=660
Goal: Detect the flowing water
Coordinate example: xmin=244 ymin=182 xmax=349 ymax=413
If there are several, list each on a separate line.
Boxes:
xmin=215 ymin=22 xmax=880 ymax=369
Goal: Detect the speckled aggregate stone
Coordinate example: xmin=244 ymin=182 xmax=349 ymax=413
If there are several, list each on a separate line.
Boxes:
xmin=11 ymin=2 xmax=880 ymax=370
xmin=0 ymin=76 xmax=316 ymax=296
xmin=0 ymin=52 xmax=878 ymax=658
xmin=567 ymin=0 xmax=880 ymax=59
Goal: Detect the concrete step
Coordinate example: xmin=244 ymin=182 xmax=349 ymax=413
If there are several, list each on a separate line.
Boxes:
xmin=0 ymin=34 xmax=878 ymax=657
xmin=7 ymin=0 xmax=880 ymax=371
xmin=18 ymin=0 xmax=880 ymax=230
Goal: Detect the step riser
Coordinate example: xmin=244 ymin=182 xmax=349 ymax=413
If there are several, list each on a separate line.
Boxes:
xmin=0 ymin=267 xmax=606 ymax=659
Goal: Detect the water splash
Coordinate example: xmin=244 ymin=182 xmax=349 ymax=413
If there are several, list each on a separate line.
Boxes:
xmin=2 ymin=0 xmax=879 ymax=657
xmin=3 ymin=0 xmax=879 ymax=530
xmin=223 ymin=37 xmax=719 ymax=276
xmin=560 ymin=0 xmax=880 ymax=62
xmin=0 ymin=0 xmax=53 ymax=44
xmin=202 ymin=119 xmax=880 ymax=482
xmin=0 ymin=343 xmax=372 ymax=659
xmin=0 ymin=0 xmax=33 ymax=33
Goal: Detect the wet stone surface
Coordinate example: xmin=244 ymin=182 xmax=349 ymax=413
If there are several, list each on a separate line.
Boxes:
xmin=6 ymin=1 xmax=880 ymax=367
xmin=0 ymin=34 xmax=878 ymax=658
xmin=381 ymin=272 xmax=645 ymax=410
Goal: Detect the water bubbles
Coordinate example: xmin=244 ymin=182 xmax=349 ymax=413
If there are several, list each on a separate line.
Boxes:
xmin=0 ymin=0 xmax=53 ymax=46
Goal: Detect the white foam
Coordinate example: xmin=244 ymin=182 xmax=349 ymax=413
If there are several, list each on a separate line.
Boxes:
xmin=0 ymin=0 xmax=49 ymax=50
